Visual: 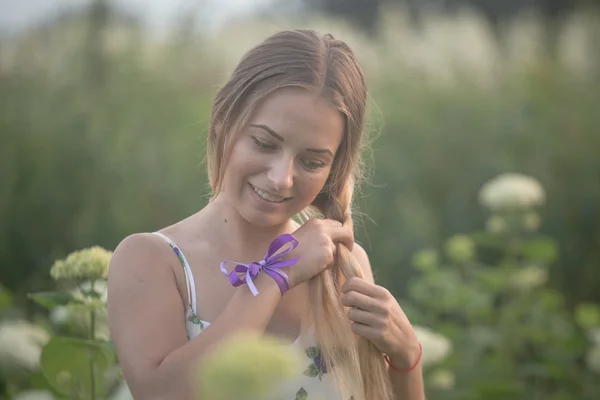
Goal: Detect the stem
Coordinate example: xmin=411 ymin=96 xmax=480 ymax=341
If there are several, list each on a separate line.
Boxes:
xmin=89 ymin=281 xmax=96 ymax=400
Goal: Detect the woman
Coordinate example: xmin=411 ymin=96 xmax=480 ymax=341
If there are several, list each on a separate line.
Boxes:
xmin=107 ymin=29 xmax=424 ymax=400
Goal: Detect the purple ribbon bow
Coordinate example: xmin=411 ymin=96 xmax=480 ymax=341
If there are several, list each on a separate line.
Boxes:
xmin=220 ymin=234 xmax=299 ymax=296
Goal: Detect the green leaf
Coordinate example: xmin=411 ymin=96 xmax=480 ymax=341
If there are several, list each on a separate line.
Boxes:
xmin=303 ymin=364 xmax=319 ymax=378
xmin=81 ymin=289 xmax=102 ymax=299
xmin=411 ymin=249 xmax=439 ymax=273
xmin=295 ymin=387 xmax=308 ymax=400
xmin=305 ymin=346 xmax=320 ymax=359
xmin=575 ymin=303 xmax=600 ymax=330
xmin=520 ymin=237 xmax=558 ymax=264
xmin=0 ymin=285 xmax=12 ymax=311
xmin=28 ymin=292 xmax=83 ymax=310
xmin=187 ymin=314 xmax=205 ymax=329
xmin=40 ymin=336 xmax=117 ymax=399
xmin=470 ymin=231 xmax=506 ymax=249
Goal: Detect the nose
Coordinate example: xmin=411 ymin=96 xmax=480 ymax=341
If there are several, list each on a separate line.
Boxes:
xmin=266 ymin=155 xmax=295 ymax=192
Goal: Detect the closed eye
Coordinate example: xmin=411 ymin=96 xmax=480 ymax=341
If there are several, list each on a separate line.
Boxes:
xmin=251 ymin=136 xmax=276 ymax=151
xmin=304 ymin=159 xmax=326 ymax=170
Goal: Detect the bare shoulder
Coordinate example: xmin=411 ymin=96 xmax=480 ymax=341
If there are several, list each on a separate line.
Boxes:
xmin=108 ymin=233 xmax=175 ymax=286
xmin=107 ymin=232 xmax=188 ymax=396
xmin=351 ymin=242 xmax=375 ymax=284
xmin=110 ymin=232 xmax=169 ymax=263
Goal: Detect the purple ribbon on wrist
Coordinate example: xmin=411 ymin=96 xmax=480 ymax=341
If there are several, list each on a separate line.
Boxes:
xmin=219 ymin=234 xmax=299 ymax=296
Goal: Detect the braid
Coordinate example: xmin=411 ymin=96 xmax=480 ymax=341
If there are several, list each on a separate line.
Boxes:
xmin=306 ymin=181 xmax=393 ymax=400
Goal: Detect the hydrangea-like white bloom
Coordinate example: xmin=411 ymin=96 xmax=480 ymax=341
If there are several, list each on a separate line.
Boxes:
xmin=80 ymin=280 xmax=107 ymax=301
xmin=198 ymin=334 xmax=301 ymax=400
xmin=50 ymin=247 xmax=112 ymax=281
xmin=49 ymin=306 xmax=69 ymax=325
xmin=486 ymin=215 xmax=508 ymax=233
xmin=445 ymin=235 xmax=476 ymax=264
xmin=413 ymin=325 xmax=452 ymax=367
xmin=429 ymin=369 xmax=455 ymax=390
xmin=587 ymin=343 xmax=600 ymax=373
xmin=589 ymin=328 xmax=600 ymax=345
xmin=522 ymin=212 xmax=542 ymax=231
xmin=0 ymin=320 xmax=49 ymax=376
xmin=509 ymin=266 xmax=548 ymax=290
xmin=12 ymin=390 xmax=56 ymax=400
xmin=479 ymin=173 xmax=545 ymax=211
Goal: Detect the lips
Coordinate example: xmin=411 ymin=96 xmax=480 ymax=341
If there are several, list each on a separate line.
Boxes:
xmin=249 ymin=183 xmax=290 ymax=203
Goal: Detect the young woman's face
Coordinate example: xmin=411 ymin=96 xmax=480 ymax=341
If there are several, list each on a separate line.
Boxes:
xmin=220 ymin=87 xmax=345 ymax=227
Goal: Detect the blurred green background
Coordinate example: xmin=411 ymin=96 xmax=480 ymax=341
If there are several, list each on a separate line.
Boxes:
xmin=1 ymin=0 xmax=600 ymax=399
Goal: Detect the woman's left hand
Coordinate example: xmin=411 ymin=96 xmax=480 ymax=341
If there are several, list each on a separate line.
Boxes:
xmin=341 ymin=277 xmax=421 ymax=369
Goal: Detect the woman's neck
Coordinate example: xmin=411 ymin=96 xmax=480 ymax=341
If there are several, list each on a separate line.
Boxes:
xmin=198 ymin=196 xmax=294 ymax=255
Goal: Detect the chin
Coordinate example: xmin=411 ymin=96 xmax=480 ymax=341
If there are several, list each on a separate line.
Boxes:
xmin=239 ymin=207 xmax=290 ymax=228
xmin=235 ymin=182 xmax=301 ymax=228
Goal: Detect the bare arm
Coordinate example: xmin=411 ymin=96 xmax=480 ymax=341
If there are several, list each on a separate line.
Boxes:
xmin=352 ymin=244 xmax=425 ymax=400
xmin=107 ymin=233 xmax=282 ymax=400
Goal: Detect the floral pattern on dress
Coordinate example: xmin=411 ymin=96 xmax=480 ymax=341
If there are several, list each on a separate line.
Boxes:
xmin=303 ymin=346 xmax=328 ymax=380
xmin=187 ymin=312 xmax=205 ymax=329
xmin=163 ymin=239 xmax=205 ymax=331
xmin=295 ymin=387 xmax=308 ymax=400
xmin=296 ymin=347 xmax=356 ymax=399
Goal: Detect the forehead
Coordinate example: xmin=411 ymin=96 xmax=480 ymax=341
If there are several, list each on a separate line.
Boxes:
xmin=247 ymin=87 xmax=344 ymax=149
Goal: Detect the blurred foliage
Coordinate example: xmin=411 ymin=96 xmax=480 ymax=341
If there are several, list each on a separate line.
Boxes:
xmin=0 ymin=3 xmax=598 ymax=311
xmin=197 ymin=333 xmax=303 ymax=400
xmin=0 ymin=1 xmax=600 ymax=398
xmin=1 ymin=247 xmax=126 ymax=400
xmin=304 ymin=0 xmax=600 ymax=58
xmin=406 ymin=178 xmax=600 ymax=399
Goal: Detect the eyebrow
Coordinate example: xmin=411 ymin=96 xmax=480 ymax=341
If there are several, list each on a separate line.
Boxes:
xmin=249 ymin=124 xmax=335 ymax=158
xmin=249 ymin=124 xmax=284 ymax=141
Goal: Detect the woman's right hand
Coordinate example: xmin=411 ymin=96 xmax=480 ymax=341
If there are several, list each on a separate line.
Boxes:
xmin=283 ymin=218 xmax=354 ymax=288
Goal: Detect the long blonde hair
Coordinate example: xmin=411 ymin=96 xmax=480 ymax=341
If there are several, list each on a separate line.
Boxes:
xmin=206 ymin=29 xmax=393 ymax=400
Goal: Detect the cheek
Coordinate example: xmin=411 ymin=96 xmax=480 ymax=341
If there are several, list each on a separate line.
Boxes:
xmin=226 ymin=142 xmax=261 ymax=177
xmin=298 ymin=170 xmax=330 ymax=198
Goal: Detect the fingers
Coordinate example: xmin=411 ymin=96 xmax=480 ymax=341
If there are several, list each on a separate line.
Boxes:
xmin=342 ymin=277 xmax=386 ymax=299
xmin=317 ymin=218 xmax=344 ymax=227
xmin=326 ymin=225 xmax=354 ymax=251
xmin=350 ymin=321 xmax=378 ymax=340
xmin=341 ymin=289 xmax=380 ymax=313
xmin=347 ymin=307 xmax=380 ymax=326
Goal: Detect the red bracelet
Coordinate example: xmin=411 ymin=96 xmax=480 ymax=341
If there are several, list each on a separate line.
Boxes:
xmin=384 ymin=343 xmax=422 ymax=373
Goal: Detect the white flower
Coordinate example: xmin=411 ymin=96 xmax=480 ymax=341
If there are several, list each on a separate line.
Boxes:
xmin=67 ymin=303 xmax=110 ymax=340
xmin=50 ymin=247 xmax=112 ymax=281
xmin=522 ymin=212 xmax=542 ymax=231
xmin=411 ymin=249 xmax=439 ymax=272
xmin=429 ymin=369 xmax=455 ymax=390
xmin=0 ymin=320 xmax=49 ymax=377
xmin=486 ymin=215 xmax=508 ymax=233
xmin=198 ymin=334 xmax=301 ymax=400
xmin=49 ymin=306 xmax=69 ymax=326
xmin=509 ymin=266 xmax=548 ymax=290
xmin=13 ymin=390 xmax=56 ymax=400
xmin=444 ymin=235 xmax=476 ymax=264
xmin=49 ymin=280 xmax=109 ymax=337
xmin=589 ymin=328 xmax=600 ymax=345
xmin=80 ymin=280 xmax=107 ymax=302
xmin=413 ymin=325 xmax=452 ymax=366
xmin=587 ymin=343 xmax=600 ymax=373
xmin=479 ymin=173 xmax=545 ymax=211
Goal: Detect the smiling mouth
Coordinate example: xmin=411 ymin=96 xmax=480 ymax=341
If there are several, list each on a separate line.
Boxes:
xmin=249 ymin=183 xmax=290 ymax=203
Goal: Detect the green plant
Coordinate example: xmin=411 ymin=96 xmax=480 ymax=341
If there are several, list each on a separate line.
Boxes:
xmin=407 ymin=174 xmax=600 ymax=399
xmin=28 ymin=247 xmax=123 ymax=400
xmin=196 ymin=333 xmax=303 ymax=400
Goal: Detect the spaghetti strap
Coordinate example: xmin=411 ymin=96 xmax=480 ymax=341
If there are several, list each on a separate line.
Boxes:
xmin=151 ymin=232 xmax=197 ymax=315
